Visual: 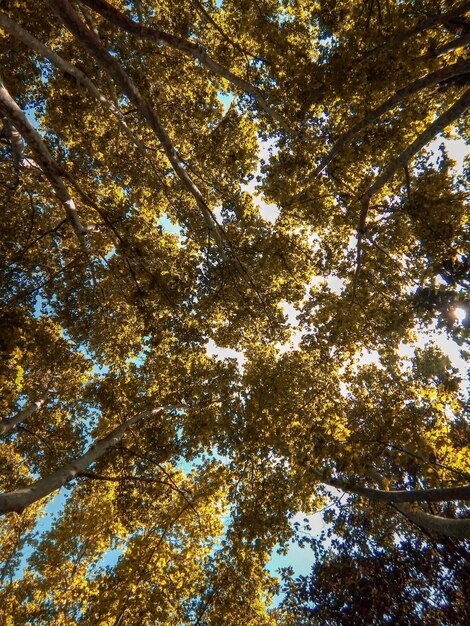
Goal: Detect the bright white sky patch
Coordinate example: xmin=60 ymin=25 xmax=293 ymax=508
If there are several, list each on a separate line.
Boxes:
xmin=279 ymin=300 xmax=299 ymax=326
xmin=242 ymin=139 xmax=280 ymax=223
xmin=309 ymin=275 xmax=345 ymax=295
xmin=399 ymin=329 xmax=468 ymax=384
xmin=206 ymin=339 xmax=245 ymax=369
xmin=213 ymin=205 xmax=223 ymax=222
xmin=428 ymin=135 xmax=468 ymax=175
xmin=454 ymin=307 xmax=467 ymax=324
xmin=357 ymin=348 xmax=382 ymax=367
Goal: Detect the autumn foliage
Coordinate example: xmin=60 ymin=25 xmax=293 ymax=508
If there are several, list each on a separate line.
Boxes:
xmin=0 ymin=1 xmax=469 ymax=624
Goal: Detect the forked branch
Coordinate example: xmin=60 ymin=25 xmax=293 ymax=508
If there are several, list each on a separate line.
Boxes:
xmin=351 ymin=86 xmax=470 ymax=282
xmin=361 ymin=86 xmax=470 ymax=204
xmin=311 ymin=468 xmax=470 ymax=539
xmin=312 ymin=59 xmax=470 ymax=179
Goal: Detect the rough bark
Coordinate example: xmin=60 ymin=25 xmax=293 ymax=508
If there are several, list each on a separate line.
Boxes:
xmin=0 ymin=408 xmax=163 ymax=515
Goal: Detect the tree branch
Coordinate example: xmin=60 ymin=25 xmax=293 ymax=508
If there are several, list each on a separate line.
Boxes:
xmin=79 ymin=0 xmax=291 ymax=132
xmin=430 ymin=32 xmax=470 ymax=59
xmin=368 ymin=467 xmax=470 ymax=539
xmin=310 ymin=467 xmax=470 ymax=538
xmin=345 ymin=480 xmax=470 ymax=504
xmin=311 ymin=59 xmax=470 ymax=179
xmin=0 ymin=78 xmax=91 ymax=257
xmin=49 ymin=0 xmax=226 ymax=254
xmin=0 ymin=407 xmax=163 ymax=515
xmin=393 ymin=502 xmax=470 ymax=540
xmin=361 ymin=86 xmax=470 ymax=203
xmin=310 ymin=468 xmax=470 ymax=504
xmin=356 ymin=86 xmax=470 ymax=238
xmin=365 ymin=2 xmax=470 ymax=57
xmin=0 ymin=394 xmax=49 ymax=438
xmin=76 ymin=470 xmax=172 ymax=487
xmin=1 ymin=116 xmax=25 ymax=186
xmin=0 ymin=11 xmax=162 ymax=179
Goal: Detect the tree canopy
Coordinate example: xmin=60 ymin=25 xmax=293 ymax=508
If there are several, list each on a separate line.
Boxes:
xmin=0 ymin=0 xmax=469 ymax=623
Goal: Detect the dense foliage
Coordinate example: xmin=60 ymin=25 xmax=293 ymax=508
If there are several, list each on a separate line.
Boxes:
xmin=0 ymin=0 xmax=469 ymax=623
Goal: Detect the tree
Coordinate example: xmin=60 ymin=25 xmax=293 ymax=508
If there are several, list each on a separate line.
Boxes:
xmin=278 ymin=521 xmax=470 ymax=625
xmin=0 ymin=0 xmax=469 ymax=623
